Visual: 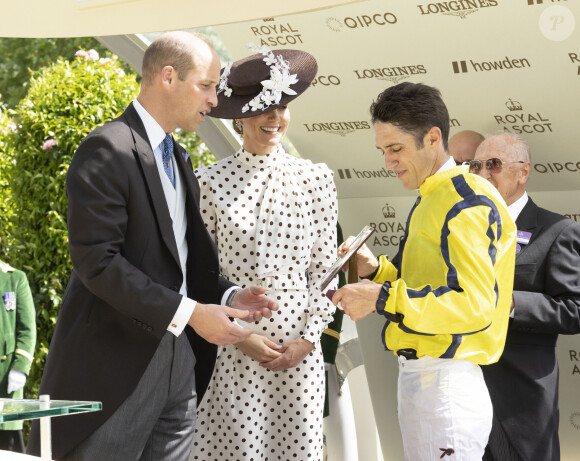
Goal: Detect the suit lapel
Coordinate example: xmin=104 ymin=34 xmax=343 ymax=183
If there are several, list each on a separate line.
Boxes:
xmin=123 ymin=104 xmax=181 ymax=266
xmin=173 ymin=142 xmax=200 ymax=209
xmin=515 ymin=198 xmax=542 ymax=259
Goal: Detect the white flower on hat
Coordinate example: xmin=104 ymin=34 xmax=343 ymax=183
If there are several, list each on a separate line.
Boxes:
xmin=246 ymin=42 xmax=300 ymax=111
xmin=263 ymin=53 xmax=277 ymax=66
xmin=248 ymin=96 xmax=264 ymax=111
xmin=217 ymin=62 xmax=233 ymax=96
xmin=261 ymin=66 xmax=298 ymax=104
xmin=261 ymin=90 xmax=276 ymax=106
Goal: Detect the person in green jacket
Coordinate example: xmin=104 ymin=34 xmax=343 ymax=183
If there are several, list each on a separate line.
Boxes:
xmin=0 ymin=246 xmax=36 ymax=453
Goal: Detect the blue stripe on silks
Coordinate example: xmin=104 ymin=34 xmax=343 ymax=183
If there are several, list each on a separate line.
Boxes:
xmin=440 ymin=322 xmax=492 ymax=358
xmin=454 ymin=176 xmax=504 ymax=310
xmin=440 ymin=334 xmax=462 ymax=358
xmin=451 ymin=175 xmax=502 ymax=241
xmin=398 ymin=321 xmax=436 ymax=336
xmin=381 ymin=320 xmax=392 ymax=351
xmin=407 ymin=285 xmax=452 ymax=298
xmin=397 ymin=196 xmax=421 ymax=279
xmin=449 ymin=175 xmax=502 ymax=301
xmin=442 ymin=175 xmax=501 ymax=293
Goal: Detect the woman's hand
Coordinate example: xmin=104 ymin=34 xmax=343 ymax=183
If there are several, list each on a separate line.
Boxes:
xmin=260 ymin=338 xmax=315 ymax=372
xmin=235 ymin=333 xmax=282 ymax=363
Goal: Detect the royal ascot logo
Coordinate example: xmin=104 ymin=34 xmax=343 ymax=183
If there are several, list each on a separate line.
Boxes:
xmin=370 ymin=205 xmax=405 ymax=248
xmin=505 ymin=98 xmax=522 ymax=111
xmin=304 ymin=120 xmax=371 ymax=137
xmin=249 ymin=19 xmax=304 ymax=47
xmin=417 ymin=0 xmax=498 ymax=18
xmin=354 ymin=64 xmax=427 ymax=85
xmin=493 ymin=99 xmax=553 ymax=135
xmin=571 ymin=412 xmax=580 ymax=431
xmin=452 ymin=56 xmax=531 ymax=74
xmin=382 ymin=203 xmax=396 ymax=219
xmin=326 ymin=12 xmax=397 ymax=32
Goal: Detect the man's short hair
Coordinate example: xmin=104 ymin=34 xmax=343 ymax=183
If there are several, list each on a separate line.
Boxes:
xmin=141 ymin=31 xmax=213 ymax=86
xmin=370 ymin=82 xmax=450 ymax=151
xmin=488 ymin=132 xmax=532 ymax=163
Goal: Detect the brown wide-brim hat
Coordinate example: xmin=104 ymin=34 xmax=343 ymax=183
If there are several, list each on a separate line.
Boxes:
xmin=208 ymin=48 xmax=318 ymax=120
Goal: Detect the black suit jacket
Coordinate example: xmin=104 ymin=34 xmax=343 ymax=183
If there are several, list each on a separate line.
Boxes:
xmin=482 ymin=197 xmax=580 ymax=461
xmin=28 ymin=104 xmax=231 ymax=458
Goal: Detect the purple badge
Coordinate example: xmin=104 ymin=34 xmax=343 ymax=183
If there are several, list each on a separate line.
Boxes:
xmin=517 ymin=230 xmax=531 ymax=245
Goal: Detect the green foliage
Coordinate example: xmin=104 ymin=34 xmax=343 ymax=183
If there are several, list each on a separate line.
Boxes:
xmin=0 ymin=44 xmax=217 ymax=406
xmin=175 ymin=129 xmax=216 ymax=168
xmin=0 ymin=38 xmax=113 ymax=109
xmin=0 ymin=41 xmax=219 ymax=414
xmin=0 ymin=106 xmax=16 ymax=256
xmin=2 ymin=51 xmax=139 ymax=400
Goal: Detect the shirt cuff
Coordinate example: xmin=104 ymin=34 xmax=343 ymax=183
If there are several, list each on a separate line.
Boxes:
xmin=303 ymin=318 xmax=327 ymax=345
xmin=375 ymin=281 xmax=399 ymax=322
xmin=167 ymin=296 xmax=197 ymax=336
xmin=222 ymin=286 xmax=240 ymax=306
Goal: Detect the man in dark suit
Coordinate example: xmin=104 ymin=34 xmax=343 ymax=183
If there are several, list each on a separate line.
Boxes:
xmin=28 ymin=31 xmax=277 ymax=461
xmin=471 ymin=133 xmax=580 ymax=461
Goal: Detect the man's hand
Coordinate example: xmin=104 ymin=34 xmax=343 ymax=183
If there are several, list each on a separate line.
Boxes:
xmin=260 ymin=338 xmax=314 ymax=372
xmin=331 ymin=280 xmax=382 ymax=321
xmin=231 ymin=285 xmax=279 ymax=321
xmin=338 ymin=236 xmax=379 ymax=277
xmin=236 ymin=333 xmax=282 ymax=363
xmin=188 ymin=303 xmax=254 ymax=345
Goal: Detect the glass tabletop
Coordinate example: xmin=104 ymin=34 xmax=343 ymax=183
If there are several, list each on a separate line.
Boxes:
xmin=0 ymin=398 xmax=102 ymax=423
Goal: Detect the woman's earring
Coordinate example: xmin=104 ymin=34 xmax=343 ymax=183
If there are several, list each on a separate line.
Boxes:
xmin=235 ymin=120 xmax=243 ymax=135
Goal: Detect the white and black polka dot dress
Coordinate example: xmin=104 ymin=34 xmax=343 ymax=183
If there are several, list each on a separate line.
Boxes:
xmin=191 ymin=147 xmax=338 ymax=460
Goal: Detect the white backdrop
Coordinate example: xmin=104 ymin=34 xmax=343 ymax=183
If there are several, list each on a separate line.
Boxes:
xmin=3 ymin=0 xmax=578 ymax=459
xmin=209 ymin=2 xmax=580 ymax=459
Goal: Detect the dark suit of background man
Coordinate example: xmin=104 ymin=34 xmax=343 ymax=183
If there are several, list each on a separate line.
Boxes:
xmin=472 ymin=133 xmax=580 ymax=461
xmin=28 ymin=31 xmax=277 ymax=461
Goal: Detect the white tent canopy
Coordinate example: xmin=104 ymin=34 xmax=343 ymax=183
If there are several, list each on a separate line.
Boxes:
xmin=1 ymin=0 xmax=362 ymax=38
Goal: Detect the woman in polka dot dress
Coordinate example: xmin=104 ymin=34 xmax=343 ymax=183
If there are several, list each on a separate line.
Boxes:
xmin=190 ymin=47 xmax=338 ymax=461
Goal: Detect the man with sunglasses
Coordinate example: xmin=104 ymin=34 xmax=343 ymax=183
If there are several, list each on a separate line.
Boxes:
xmin=472 ymin=133 xmax=580 ymax=461
xmin=331 ymin=82 xmax=517 ymax=460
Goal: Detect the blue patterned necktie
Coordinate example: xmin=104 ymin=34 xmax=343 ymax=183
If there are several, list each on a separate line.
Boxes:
xmin=161 ymin=134 xmax=175 ymax=188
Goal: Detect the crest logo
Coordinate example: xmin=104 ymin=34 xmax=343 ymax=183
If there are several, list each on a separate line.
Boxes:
xmin=494 ymin=98 xmax=552 ymax=135
xmin=382 ymin=203 xmax=396 ymax=219
xmin=506 ymin=98 xmax=522 ymax=112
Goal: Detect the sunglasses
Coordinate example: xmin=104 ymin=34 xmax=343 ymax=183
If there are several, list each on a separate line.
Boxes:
xmin=468 ymin=158 xmax=524 ymax=174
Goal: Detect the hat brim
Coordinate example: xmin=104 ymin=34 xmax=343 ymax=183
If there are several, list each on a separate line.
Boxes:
xmin=208 ymin=49 xmax=318 ymax=120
